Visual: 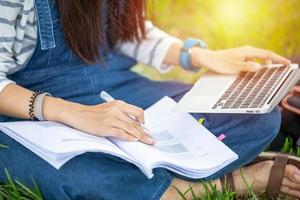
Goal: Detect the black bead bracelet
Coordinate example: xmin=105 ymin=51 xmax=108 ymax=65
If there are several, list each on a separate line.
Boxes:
xmin=28 ymin=91 xmax=43 ymax=120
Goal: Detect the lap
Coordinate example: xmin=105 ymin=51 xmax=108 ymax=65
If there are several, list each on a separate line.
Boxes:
xmin=0 ymin=78 xmax=281 ymax=199
xmin=0 ymin=132 xmax=172 ymax=200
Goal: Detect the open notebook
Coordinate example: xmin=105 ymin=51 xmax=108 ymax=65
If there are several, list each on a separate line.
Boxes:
xmin=0 ymin=97 xmax=238 ymax=179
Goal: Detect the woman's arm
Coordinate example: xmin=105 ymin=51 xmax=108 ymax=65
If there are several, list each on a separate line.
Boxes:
xmin=163 ymin=42 xmax=291 ymax=74
xmin=118 ymin=21 xmax=290 ymax=74
xmin=117 ymin=21 xmax=182 ymax=73
xmin=0 ymin=83 xmax=66 ymax=121
xmin=0 ymin=84 xmax=154 ymax=145
xmin=0 ymin=6 xmax=153 ymax=145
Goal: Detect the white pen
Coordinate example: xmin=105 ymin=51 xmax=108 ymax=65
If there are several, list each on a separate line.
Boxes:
xmin=100 ymin=91 xmax=151 ymax=133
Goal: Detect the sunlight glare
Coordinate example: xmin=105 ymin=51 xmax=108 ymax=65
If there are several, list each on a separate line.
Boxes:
xmin=215 ymin=1 xmax=249 ymax=27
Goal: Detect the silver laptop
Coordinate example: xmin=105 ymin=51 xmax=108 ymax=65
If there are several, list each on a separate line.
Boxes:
xmin=175 ymin=64 xmax=300 ymax=114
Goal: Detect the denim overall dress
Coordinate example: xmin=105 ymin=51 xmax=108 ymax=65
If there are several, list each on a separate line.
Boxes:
xmin=0 ymin=0 xmax=281 ymax=199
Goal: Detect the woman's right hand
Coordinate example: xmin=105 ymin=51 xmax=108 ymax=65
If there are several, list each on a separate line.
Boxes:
xmin=45 ymin=98 xmax=154 ymax=145
xmin=191 ymin=46 xmax=291 ymax=74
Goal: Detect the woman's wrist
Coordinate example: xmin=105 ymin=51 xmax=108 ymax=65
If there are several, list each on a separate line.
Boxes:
xmin=190 ymin=47 xmax=213 ymax=69
xmin=163 ymin=41 xmax=183 ymax=66
xmin=43 ymin=96 xmax=84 ymax=123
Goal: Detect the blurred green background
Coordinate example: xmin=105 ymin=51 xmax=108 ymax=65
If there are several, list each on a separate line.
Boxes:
xmin=133 ymin=0 xmax=300 ymax=83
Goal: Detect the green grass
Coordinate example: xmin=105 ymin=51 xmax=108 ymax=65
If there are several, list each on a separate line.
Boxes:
xmin=173 ymin=167 xmax=294 ymax=200
xmin=1 ymin=1 xmax=299 ymax=199
xmin=151 ymin=0 xmax=300 ymax=57
xmin=0 ymin=145 xmax=42 ymax=200
xmin=173 ymin=175 xmax=291 ymax=200
xmin=139 ymin=2 xmax=300 ymax=198
xmin=281 ymin=137 xmax=300 ymax=156
xmin=0 ymin=169 xmax=42 ymax=200
xmin=1 ymin=138 xmax=299 ymax=200
xmin=136 ymin=0 xmax=300 ymax=83
xmin=172 ymin=137 xmax=299 ymax=200
xmin=0 ymin=144 xmax=8 ymax=149
xmin=172 ymin=182 xmax=236 ymax=200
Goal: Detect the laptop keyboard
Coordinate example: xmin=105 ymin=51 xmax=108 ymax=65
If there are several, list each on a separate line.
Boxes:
xmin=212 ymin=66 xmax=290 ymax=110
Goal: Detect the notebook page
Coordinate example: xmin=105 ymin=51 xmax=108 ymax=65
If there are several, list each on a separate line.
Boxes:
xmin=112 ymin=96 xmax=238 ymax=179
xmin=0 ymin=121 xmax=137 ymax=169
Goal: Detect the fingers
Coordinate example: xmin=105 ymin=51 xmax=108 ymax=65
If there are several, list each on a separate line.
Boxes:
xmin=98 ymin=100 xmax=154 ymax=144
xmin=107 ymin=127 xmax=138 ymax=142
xmin=116 ymin=110 xmax=142 ymax=129
xmin=113 ymin=100 xmax=145 ymax=123
xmin=239 ymin=46 xmax=290 ymax=72
xmin=244 ymin=46 xmax=291 ymax=65
xmin=241 ymin=61 xmax=263 ymax=72
xmin=263 ymin=59 xmax=273 ymax=65
xmin=111 ymin=118 xmax=154 ymax=145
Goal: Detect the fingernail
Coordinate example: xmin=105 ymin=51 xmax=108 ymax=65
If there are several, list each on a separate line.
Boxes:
xmin=145 ymin=136 xmax=155 ymax=145
xmin=254 ymin=63 xmax=262 ymax=70
xmin=137 ymin=119 xmax=145 ymax=124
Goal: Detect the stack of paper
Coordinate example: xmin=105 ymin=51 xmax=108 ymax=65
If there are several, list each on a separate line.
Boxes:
xmin=0 ymin=97 xmax=238 ymax=179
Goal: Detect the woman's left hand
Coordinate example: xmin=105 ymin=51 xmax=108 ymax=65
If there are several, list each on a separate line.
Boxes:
xmin=191 ymin=46 xmax=291 ymax=74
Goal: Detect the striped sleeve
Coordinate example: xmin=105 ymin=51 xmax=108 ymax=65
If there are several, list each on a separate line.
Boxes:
xmin=0 ymin=0 xmax=20 ymax=92
xmin=0 ymin=0 xmax=37 ymax=93
xmin=117 ymin=21 xmax=181 ymax=73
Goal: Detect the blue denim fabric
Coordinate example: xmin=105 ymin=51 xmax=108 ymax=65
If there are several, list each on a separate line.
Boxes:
xmin=34 ymin=0 xmax=56 ymax=49
xmin=0 ymin=0 xmax=281 ymax=199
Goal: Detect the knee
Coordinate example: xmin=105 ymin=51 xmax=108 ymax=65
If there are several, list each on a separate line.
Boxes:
xmin=60 ymin=178 xmax=105 ymax=200
xmin=41 ymin=178 xmax=104 ymax=200
xmin=254 ymin=106 xmax=281 ymax=141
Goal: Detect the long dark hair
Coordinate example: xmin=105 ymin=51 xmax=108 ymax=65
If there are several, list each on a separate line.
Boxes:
xmin=56 ymin=0 xmax=146 ymax=63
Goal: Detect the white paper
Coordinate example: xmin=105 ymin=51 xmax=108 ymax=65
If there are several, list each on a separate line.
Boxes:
xmin=0 ymin=121 xmax=137 ymax=169
xmin=0 ymin=96 xmax=238 ymax=179
xmin=112 ymin=97 xmax=238 ymax=179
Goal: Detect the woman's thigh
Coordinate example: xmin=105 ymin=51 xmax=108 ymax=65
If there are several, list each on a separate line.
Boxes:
xmin=171 ymin=88 xmax=281 ymax=180
xmin=0 ymin=132 xmax=173 ymax=200
xmin=195 ymin=107 xmax=281 ymax=180
xmin=0 ymin=79 xmax=281 ymax=199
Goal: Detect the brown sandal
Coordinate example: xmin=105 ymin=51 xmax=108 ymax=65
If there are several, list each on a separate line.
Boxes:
xmin=252 ymin=152 xmax=300 ymax=199
xmin=220 ymin=152 xmax=300 ymax=199
xmin=220 ymin=173 xmax=235 ymax=192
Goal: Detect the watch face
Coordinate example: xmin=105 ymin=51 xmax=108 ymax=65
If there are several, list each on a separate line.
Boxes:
xmin=186 ymin=39 xmax=207 ymax=49
xmin=199 ymin=40 xmax=207 ymax=48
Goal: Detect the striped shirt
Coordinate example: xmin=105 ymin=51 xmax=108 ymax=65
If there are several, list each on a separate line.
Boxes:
xmin=0 ymin=0 xmax=180 ymax=93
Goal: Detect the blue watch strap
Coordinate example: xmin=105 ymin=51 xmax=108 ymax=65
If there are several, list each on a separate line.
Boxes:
xmin=180 ymin=38 xmax=207 ymax=72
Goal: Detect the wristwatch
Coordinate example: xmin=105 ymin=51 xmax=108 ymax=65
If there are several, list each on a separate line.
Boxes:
xmin=180 ymin=38 xmax=207 ymax=72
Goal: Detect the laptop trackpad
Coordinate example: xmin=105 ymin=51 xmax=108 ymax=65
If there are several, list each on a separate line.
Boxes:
xmin=192 ymin=76 xmax=234 ymax=97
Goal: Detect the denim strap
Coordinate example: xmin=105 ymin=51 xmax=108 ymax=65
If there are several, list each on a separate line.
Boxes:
xmin=34 ymin=0 xmax=56 ymax=50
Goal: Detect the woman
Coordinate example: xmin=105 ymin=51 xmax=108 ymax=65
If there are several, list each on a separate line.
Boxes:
xmin=0 ymin=0 xmax=299 ymax=199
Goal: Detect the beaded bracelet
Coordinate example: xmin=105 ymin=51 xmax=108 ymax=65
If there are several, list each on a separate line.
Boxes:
xmin=28 ymin=91 xmax=42 ymax=120
xmin=34 ymin=92 xmax=52 ymax=121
